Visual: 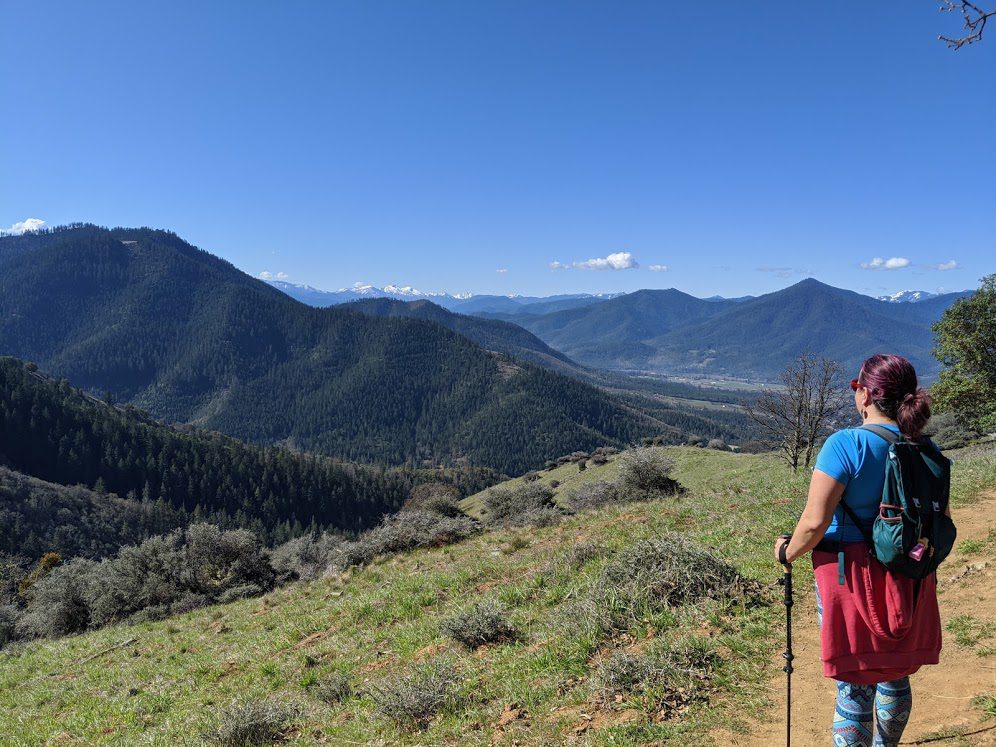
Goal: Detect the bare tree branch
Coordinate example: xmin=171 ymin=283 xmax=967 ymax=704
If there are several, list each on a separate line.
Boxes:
xmin=939 ymin=1 xmax=996 ymax=48
xmin=745 ymin=354 xmax=848 ymax=472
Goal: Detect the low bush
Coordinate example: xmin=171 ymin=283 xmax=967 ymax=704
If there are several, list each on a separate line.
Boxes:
xmin=560 ymin=541 xmax=609 ymax=570
xmin=370 ymin=661 xmax=462 ymax=730
xmin=513 ymin=506 xmax=563 ymax=528
xmin=594 ymin=640 xmax=719 ymax=717
xmin=403 ymin=483 xmax=464 ymax=518
xmin=569 ymin=481 xmax=620 ymax=512
xmin=328 ymin=510 xmax=478 ymax=571
xmin=12 ymin=524 xmax=279 ymax=642
xmin=481 ymin=483 xmax=559 ymax=527
xmin=707 ymin=438 xmax=728 ymax=451
xmin=15 ymin=558 xmax=96 ymax=638
xmin=0 ymin=605 xmax=18 ymax=648
xmin=441 ymin=600 xmax=519 ymax=647
xmin=310 ymin=672 xmax=352 ymax=705
xmin=270 ymin=533 xmax=343 ymax=582
xmin=209 ymin=698 xmax=295 ymax=746
xmin=616 ymin=448 xmax=684 ymax=499
xmin=579 ymin=534 xmax=753 ymax=635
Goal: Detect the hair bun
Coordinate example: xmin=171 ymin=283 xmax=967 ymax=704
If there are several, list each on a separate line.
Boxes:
xmin=902 ymin=391 xmax=916 ymax=405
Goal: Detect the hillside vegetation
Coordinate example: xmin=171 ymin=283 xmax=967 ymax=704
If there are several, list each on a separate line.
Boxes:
xmin=3 ymin=445 xmax=993 ymax=745
xmin=0 ymin=357 xmax=502 ymax=551
xmin=0 ymin=225 xmax=665 ymax=474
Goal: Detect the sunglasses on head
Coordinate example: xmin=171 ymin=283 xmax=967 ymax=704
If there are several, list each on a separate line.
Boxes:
xmin=850 ymin=378 xmax=862 ymax=391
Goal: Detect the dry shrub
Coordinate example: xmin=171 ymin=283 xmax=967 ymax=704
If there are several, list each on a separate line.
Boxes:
xmin=311 ymin=672 xmax=352 ymax=705
xmin=569 ymin=481 xmax=621 ymax=512
xmin=209 ymin=697 xmax=295 ymax=746
xmin=270 ymin=533 xmax=343 ymax=581
xmin=594 ymin=640 xmax=718 ymax=718
xmin=369 ymin=661 xmax=463 ymax=730
xmin=328 ymin=510 xmax=477 ymax=571
xmin=481 ymin=483 xmax=561 ymax=527
xmin=561 ymin=541 xmax=609 ymax=570
xmin=580 ymin=534 xmax=753 ymax=635
xmin=617 ymin=448 xmax=684 ymax=498
xmin=441 ymin=600 xmax=519 ymax=647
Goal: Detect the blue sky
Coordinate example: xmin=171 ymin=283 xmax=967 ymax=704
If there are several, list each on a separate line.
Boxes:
xmin=2 ymin=1 xmax=993 ymax=298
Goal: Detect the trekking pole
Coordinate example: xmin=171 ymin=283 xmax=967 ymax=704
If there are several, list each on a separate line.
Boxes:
xmin=777 ymin=533 xmax=794 ymax=747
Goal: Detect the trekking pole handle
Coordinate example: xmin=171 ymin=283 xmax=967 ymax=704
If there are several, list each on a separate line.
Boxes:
xmin=778 ymin=533 xmax=792 ymax=568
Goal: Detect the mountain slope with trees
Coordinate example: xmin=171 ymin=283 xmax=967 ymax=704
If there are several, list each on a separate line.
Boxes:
xmin=0 ymin=357 xmax=500 ymax=552
xmin=501 ymin=279 xmax=970 ymax=380
xmin=344 ymin=297 xmax=585 ymax=376
xmin=0 ymin=225 xmax=661 ymax=474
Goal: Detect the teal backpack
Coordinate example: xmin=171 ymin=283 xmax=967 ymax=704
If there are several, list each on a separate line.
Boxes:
xmin=839 ymin=424 xmax=957 ymax=580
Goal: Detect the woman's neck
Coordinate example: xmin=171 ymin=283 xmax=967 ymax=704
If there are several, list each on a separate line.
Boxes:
xmin=864 ymin=412 xmax=897 ymax=427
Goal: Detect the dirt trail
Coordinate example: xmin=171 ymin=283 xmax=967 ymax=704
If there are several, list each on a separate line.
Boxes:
xmin=724 ymin=492 xmax=996 ymax=747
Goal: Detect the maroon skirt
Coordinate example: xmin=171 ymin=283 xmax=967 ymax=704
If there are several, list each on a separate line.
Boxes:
xmin=812 ymin=543 xmax=941 ymax=684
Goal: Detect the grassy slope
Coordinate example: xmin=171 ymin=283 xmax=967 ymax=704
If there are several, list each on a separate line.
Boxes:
xmin=3 ymin=447 xmax=994 ymax=746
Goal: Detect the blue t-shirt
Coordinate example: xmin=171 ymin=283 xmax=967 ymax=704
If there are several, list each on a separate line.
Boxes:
xmin=813 ymin=424 xmax=902 ymax=542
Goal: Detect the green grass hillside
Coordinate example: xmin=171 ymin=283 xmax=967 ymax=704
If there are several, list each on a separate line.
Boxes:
xmin=3 ymin=447 xmax=994 ymax=746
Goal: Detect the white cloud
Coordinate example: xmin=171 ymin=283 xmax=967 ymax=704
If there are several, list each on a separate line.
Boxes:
xmin=258 ymin=271 xmax=289 ymax=281
xmin=926 ymin=260 xmax=959 ymax=271
xmin=577 ymin=251 xmax=637 ymax=270
xmin=551 ymin=252 xmax=638 ymax=271
xmin=860 ymin=256 xmax=911 ymax=271
xmin=648 ymin=264 xmax=669 ymax=272
xmin=496 ymin=268 xmax=508 ymax=274
xmin=1 ymin=218 xmax=46 ymax=235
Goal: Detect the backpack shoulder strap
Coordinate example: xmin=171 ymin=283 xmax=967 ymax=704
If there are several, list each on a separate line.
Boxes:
xmin=838 ymin=497 xmax=875 ymax=546
xmin=860 ymin=424 xmax=901 ymax=444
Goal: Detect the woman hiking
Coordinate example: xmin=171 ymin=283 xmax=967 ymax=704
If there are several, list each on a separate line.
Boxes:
xmin=773 ymin=354 xmax=946 ymax=747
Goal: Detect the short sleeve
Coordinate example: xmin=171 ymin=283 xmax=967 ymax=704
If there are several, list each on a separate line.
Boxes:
xmin=814 ymin=430 xmax=856 ymax=486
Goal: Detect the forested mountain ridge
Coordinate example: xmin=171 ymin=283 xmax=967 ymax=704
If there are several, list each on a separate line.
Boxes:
xmin=0 ymin=225 xmax=660 ymax=474
xmin=0 ymin=357 xmax=500 ymax=555
xmin=345 ymin=297 xmax=585 ymax=376
xmin=486 ymin=289 xmax=739 ymax=369
xmin=502 ymin=278 xmax=971 ymax=379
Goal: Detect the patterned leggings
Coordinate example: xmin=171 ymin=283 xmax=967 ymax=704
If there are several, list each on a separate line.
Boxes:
xmin=832 ymin=678 xmax=912 ymax=746
xmin=815 ymin=583 xmax=913 ymax=746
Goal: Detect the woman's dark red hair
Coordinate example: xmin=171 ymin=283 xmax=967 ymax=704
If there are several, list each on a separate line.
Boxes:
xmin=858 ymin=353 xmax=931 ymax=439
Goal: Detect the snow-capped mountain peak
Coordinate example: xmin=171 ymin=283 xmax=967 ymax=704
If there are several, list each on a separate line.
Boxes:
xmin=877 ymin=290 xmax=937 ymax=303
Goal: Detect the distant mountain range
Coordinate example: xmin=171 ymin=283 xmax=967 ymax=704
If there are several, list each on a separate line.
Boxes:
xmin=0 ymin=225 xmax=664 ymax=474
xmin=270 ymin=279 xmax=954 ymax=313
xmin=471 ymin=280 xmax=973 ymax=381
xmin=266 ymin=279 xmax=624 ymax=315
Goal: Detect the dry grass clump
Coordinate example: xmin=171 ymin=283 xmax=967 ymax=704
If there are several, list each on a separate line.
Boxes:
xmin=369 ymin=661 xmax=463 ymax=730
xmin=580 ymin=533 xmax=753 ymax=635
xmin=616 ymin=447 xmax=684 ymax=499
xmin=326 ymin=510 xmax=478 ymax=572
xmin=310 ymin=672 xmax=352 ymax=705
xmin=594 ymin=641 xmax=719 ymax=718
xmin=559 ymin=541 xmax=609 ymax=571
xmin=569 ymin=481 xmax=621 ymax=511
xmin=481 ymin=483 xmax=564 ymax=528
xmin=209 ymin=698 xmax=295 ymax=746
xmin=483 ymin=482 xmax=559 ymax=526
xmin=441 ymin=600 xmax=520 ymax=647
